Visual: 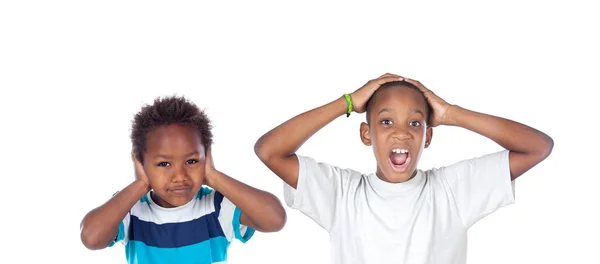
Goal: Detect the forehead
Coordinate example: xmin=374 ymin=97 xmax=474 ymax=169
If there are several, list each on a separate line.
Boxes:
xmin=145 ymin=123 xmax=203 ymax=154
xmin=372 ymin=85 xmax=428 ymax=112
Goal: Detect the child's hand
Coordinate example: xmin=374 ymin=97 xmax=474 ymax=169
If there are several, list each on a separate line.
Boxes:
xmin=403 ymin=78 xmax=453 ymax=127
xmin=351 ymin=73 xmax=404 ymax=113
xmin=131 ymin=152 xmax=151 ymax=192
xmin=204 ymin=147 xmax=217 ymax=186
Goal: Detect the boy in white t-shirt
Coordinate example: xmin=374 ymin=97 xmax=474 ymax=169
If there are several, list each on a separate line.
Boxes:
xmin=254 ymin=73 xmax=553 ymax=264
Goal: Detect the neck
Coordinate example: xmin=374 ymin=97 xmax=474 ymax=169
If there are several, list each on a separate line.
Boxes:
xmin=375 ymin=168 xmax=418 ymax=183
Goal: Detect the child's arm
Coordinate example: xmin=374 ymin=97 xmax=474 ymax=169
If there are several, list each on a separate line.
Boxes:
xmin=254 ymin=73 xmax=404 ymax=188
xmin=204 ymin=149 xmax=286 ymax=232
xmin=79 ymin=154 xmax=150 ymax=250
xmin=405 ymin=78 xmax=554 ymax=180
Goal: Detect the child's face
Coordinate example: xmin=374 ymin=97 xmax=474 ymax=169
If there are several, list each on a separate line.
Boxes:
xmin=143 ymin=123 xmax=206 ymax=208
xmin=360 ymin=85 xmax=432 ymax=183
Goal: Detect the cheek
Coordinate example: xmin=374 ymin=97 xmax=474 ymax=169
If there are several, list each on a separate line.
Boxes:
xmin=412 ymin=128 xmax=426 ymax=140
xmin=415 ymin=133 xmax=424 ymax=142
xmin=187 ymin=166 xmax=205 ymax=182
xmin=371 ymin=137 xmax=389 ymax=161
xmin=146 ymin=168 xmax=168 ymax=186
xmin=370 ymin=128 xmax=386 ymax=146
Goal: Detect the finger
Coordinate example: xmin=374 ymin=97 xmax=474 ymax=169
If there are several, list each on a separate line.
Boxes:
xmin=403 ymin=78 xmax=431 ymax=93
xmin=377 ymin=73 xmax=403 ymax=79
xmin=131 ymin=152 xmax=145 ymax=169
xmin=375 ymin=76 xmax=405 ymax=85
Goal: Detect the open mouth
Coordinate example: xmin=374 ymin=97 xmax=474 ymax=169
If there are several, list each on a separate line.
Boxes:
xmin=389 ymin=148 xmax=411 ymax=172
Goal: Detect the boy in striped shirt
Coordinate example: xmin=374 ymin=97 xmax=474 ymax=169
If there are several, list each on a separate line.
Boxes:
xmin=80 ymin=95 xmax=286 ymax=264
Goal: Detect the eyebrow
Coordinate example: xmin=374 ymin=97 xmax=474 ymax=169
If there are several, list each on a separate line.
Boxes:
xmin=377 ymin=108 xmax=425 ymax=116
xmin=153 ymin=151 xmax=199 ymax=159
xmin=378 ymin=108 xmax=393 ymax=114
xmin=412 ymin=109 xmax=425 ymax=116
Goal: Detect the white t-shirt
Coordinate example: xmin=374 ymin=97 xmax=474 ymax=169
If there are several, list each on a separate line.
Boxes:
xmin=284 ymin=150 xmax=515 ymax=264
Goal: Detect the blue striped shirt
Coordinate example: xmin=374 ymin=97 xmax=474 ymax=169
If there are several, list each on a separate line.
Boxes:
xmin=109 ymin=186 xmax=255 ymax=264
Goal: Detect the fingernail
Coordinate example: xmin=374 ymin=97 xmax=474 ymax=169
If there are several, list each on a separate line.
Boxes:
xmin=399 ymin=77 xmax=404 ymax=81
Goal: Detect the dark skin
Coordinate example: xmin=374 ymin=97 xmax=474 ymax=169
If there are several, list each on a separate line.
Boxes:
xmin=402 ymin=77 xmax=554 ymax=180
xmin=360 ymin=85 xmax=433 ymax=183
xmin=80 ymin=123 xmax=286 ymax=250
xmin=254 ymin=73 xmax=553 ymax=190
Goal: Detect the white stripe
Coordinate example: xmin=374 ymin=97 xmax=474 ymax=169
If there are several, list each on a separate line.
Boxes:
xmin=131 ymin=191 xmax=217 ymax=224
xmin=218 ymin=196 xmax=236 ymax=241
xmin=122 ymin=213 xmax=130 ymax=245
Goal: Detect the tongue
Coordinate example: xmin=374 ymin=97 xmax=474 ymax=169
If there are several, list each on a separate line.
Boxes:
xmin=390 ymin=153 xmax=408 ymax=166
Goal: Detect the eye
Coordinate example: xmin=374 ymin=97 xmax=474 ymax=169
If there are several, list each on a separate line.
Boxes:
xmin=410 ymin=121 xmax=422 ymax=127
xmin=186 ymin=159 xmax=198 ymax=165
xmin=381 ymin=119 xmax=393 ymax=125
xmin=157 ymin=162 xmax=170 ymax=167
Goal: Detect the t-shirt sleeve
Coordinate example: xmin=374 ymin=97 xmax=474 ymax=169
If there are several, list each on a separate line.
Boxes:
xmin=108 ymin=191 xmax=131 ymax=247
xmin=215 ymin=192 xmax=256 ymax=243
xmin=438 ymin=150 xmax=515 ymax=228
xmin=283 ymin=155 xmax=346 ymax=232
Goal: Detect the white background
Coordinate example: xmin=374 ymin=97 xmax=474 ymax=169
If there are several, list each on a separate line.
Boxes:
xmin=1 ymin=1 xmax=598 ymax=263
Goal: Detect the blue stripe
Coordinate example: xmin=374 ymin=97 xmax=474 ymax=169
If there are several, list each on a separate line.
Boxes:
xmin=140 ymin=193 xmax=150 ymax=204
xmin=129 ymin=213 xmax=225 ymax=248
xmin=109 ymin=221 xmax=126 ymax=247
xmin=197 ymin=186 xmax=213 ymax=199
xmin=232 ymin=207 xmax=255 ymax=243
xmin=213 ymin=191 xmax=224 ymax=215
xmin=125 ymin=236 xmax=230 ymax=264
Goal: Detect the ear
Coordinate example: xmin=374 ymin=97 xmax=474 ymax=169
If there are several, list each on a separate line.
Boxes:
xmin=360 ymin=122 xmax=372 ymax=146
xmin=424 ymin=126 xmax=433 ymax=148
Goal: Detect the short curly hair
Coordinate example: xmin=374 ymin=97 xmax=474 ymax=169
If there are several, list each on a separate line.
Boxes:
xmin=131 ymin=95 xmax=212 ymax=162
xmin=365 ymin=81 xmax=432 ymax=125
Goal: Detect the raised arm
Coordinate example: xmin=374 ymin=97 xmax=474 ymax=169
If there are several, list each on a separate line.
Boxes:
xmin=204 ymin=149 xmax=286 ymax=232
xmin=254 ymin=73 xmax=403 ymax=188
xmin=405 ymin=78 xmax=554 ymax=180
xmin=79 ymin=154 xmax=150 ymax=250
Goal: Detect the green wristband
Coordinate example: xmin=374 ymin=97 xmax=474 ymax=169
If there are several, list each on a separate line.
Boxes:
xmin=343 ymin=94 xmax=354 ymax=117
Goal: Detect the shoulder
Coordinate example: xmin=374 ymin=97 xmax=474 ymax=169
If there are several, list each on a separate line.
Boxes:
xmin=422 ymin=150 xmax=509 ymax=176
xmin=194 ymin=186 xmax=228 ymax=213
xmin=297 ymin=154 xmax=365 ymax=179
xmin=129 ymin=191 xmax=152 ymax=215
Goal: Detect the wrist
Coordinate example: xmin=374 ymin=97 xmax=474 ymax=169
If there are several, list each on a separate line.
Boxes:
xmin=204 ymin=169 xmax=221 ymax=189
xmin=133 ymin=180 xmax=151 ymax=195
xmin=332 ymin=96 xmax=349 ymax=116
xmin=342 ymin=94 xmax=354 ymax=116
xmin=442 ymin=105 xmax=463 ymax=126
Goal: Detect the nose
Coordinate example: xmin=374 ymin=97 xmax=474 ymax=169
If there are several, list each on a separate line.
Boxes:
xmin=392 ymin=126 xmax=412 ymax=141
xmin=171 ymin=164 xmax=188 ymax=182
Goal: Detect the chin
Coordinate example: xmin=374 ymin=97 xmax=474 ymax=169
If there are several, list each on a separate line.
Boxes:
xmin=168 ymin=198 xmax=193 ymax=207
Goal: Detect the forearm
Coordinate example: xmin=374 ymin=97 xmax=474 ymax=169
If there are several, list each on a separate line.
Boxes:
xmin=445 ymin=105 xmax=553 ymax=156
xmin=80 ymin=180 xmax=148 ymax=249
xmin=209 ymin=171 xmax=286 ymax=232
xmin=254 ymin=96 xmax=347 ymax=159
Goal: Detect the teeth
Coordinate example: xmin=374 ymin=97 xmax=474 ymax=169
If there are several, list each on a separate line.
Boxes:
xmin=392 ymin=148 xmax=409 ymax=154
